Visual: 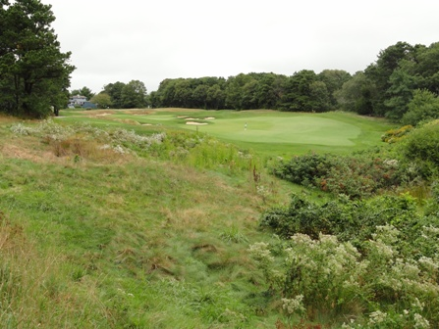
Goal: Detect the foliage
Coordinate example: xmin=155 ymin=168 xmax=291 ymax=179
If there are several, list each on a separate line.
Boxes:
xmin=152 ymin=71 xmax=348 ymax=112
xmin=70 ymin=86 xmax=94 ymax=100
xmin=335 ymin=72 xmax=374 ymax=115
xmin=0 ymin=0 xmax=74 ymax=118
xmin=401 ymin=89 xmax=439 ymax=126
xmin=381 ymin=125 xmax=413 ymax=143
xmin=100 ymin=80 xmax=148 ymax=109
xmin=260 ymin=193 xmax=421 ymax=245
xmin=90 ymin=93 xmax=112 ymax=109
xmin=339 ymin=41 xmax=439 ymax=122
xmin=399 ymin=120 xmax=439 ymax=178
xmin=251 ymin=225 xmax=439 ymax=328
xmin=273 ymin=152 xmax=407 ymax=199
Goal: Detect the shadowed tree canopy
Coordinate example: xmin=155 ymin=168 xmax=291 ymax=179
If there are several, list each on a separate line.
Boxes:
xmin=0 ymin=0 xmax=75 ymax=117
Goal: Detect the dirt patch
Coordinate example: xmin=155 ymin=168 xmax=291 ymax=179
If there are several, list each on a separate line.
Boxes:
xmin=86 ymin=110 xmax=115 ymax=117
xmin=124 ymin=109 xmax=155 ymax=115
xmin=186 ymin=121 xmax=207 ymax=126
xmin=2 ymin=144 xmax=56 ymax=163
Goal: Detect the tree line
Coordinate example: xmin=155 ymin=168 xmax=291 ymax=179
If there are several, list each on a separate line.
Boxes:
xmin=149 ymin=70 xmax=351 ymax=112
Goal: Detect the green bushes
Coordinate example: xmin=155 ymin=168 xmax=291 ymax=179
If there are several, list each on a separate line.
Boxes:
xmin=400 ymin=121 xmax=439 ymax=178
xmin=255 ymin=186 xmax=439 ymax=327
xmin=260 ymin=193 xmax=420 ymax=246
xmin=251 ymin=228 xmax=438 ymax=328
xmin=273 ymin=153 xmax=405 ymax=199
xmin=381 ymin=125 xmax=413 ymax=143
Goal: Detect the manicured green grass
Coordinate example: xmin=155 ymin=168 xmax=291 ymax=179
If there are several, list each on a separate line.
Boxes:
xmin=58 ymin=108 xmax=397 ymax=157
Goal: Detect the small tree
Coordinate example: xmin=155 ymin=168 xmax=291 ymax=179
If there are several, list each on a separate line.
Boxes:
xmin=90 ymin=93 xmax=112 ymax=109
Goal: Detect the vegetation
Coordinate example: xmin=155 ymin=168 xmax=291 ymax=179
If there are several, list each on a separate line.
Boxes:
xmin=2 ymin=3 xmax=439 ymax=326
xmin=149 ymin=71 xmax=350 ymax=112
xmin=1 ymin=109 xmax=439 ymax=328
xmin=0 ymin=0 xmax=74 ymax=118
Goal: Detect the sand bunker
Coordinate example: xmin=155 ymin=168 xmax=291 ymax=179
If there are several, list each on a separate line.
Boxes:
xmin=186 ymin=121 xmax=208 ymax=126
xmin=205 ymin=117 xmax=215 ymax=120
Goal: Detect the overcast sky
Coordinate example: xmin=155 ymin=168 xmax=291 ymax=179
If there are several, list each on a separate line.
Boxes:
xmin=45 ymin=0 xmax=439 ymax=94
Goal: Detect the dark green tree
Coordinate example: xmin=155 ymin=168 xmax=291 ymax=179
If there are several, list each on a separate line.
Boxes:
xmin=365 ymin=42 xmax=416 ymax=116
xmin=318 ymin=69 xmax=351 ymax=109
xmin=70 ymin=86 xmax=94 ymax=100
xmin=120 ymin=80 xmax=147 ymax=108
xmin=280 ymin=70 xmax=318 ymax=111
xmin=0 ymin=0 xmax=75 ymax=117
xmin=402 ymin=89 xmax=439 ymax=126
xmin=335 ymin=72 xmax=374 ymax=115
xmin=103 ymin=81 xmax=125 ymax=108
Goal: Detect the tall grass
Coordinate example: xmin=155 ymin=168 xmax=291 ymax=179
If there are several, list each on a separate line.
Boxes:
xmin=0 ymin=119 xmax=285 ymax=327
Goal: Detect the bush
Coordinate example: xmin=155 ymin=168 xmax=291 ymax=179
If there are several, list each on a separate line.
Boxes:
xmin=401 ymin=121 xmax=439 ymax=165
xmin=272 ymin=153 xmax=333 ymax=187
xmin=273 ymin=153 xmax=406 ymax=199
xmin=381 ymin=125 xmax=413 ymax=143
xmin=260 ymin=193 xmax=421 ymax=247
xmin=251 ymin=225 xmax=439 ymax=327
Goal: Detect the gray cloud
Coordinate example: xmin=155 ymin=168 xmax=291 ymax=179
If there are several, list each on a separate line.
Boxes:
xmin=47 ymin=0 xmax=439 ymax=93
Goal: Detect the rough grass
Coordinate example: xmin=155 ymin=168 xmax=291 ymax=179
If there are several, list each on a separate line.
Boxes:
xmin=0 ymin=117 xmax=291 ymax=328
xmin=0 ymin=110 xmax=393 ymax=327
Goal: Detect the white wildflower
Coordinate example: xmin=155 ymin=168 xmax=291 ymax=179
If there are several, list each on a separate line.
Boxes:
xmin=282 ymin=295 xmax=305 ymax=314
xmin=249 ymin=242 xmax=274 ymax=262
xmin=368 ymin=310 xmax=387 ymax=325
xmin=383 ymin=159 xmax=398 ymax=168
xmin=418 ymin=256 xmax=439 ymax=272
xmin=413 ymin=313 xmax=430 ymax=329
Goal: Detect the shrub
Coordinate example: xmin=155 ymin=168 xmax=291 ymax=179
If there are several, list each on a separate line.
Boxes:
xmin=250 ymin=226 xmax=439 ymax=327
xmin=260 ymin=193 xmax=421 ymax=247
xmin=272 ymin=153 xmax=334 ymax=187
xmin=381 ymin=125 xmax=413 ymax=143
xmin=273 ymin=153 xmax=406 ymax=199
xmin=400 ymin=120 xmax=439 ymax=170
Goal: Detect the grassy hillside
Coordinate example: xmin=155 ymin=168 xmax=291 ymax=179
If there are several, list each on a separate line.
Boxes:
xmin=0 ymin=110 xmax=398 ymax=328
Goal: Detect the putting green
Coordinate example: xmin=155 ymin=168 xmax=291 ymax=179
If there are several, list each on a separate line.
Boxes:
xmin=188 ymin=116 xmax=360 ymax=146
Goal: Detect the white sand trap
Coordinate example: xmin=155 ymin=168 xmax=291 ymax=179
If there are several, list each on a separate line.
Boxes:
xmin=186 ymin=121 xmax=207 ymax=125
xmin=205 ymin=117 xmax=215 ymax=120
xmin=142 ymin=123 xmax=153 ymax=126
xmin=185 ymin=117 xmax=196 ymax=120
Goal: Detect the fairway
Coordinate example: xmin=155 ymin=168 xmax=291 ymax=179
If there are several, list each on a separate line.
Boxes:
xmin=58 ymin=109 xmax=396 ymax=156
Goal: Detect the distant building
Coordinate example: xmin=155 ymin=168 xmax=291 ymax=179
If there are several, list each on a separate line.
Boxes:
xmin=68 ymin=95 xmax=87 ymax=107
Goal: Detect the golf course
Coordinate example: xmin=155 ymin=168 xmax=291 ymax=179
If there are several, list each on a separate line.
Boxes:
xmin=58 ymin=108 xmax=396 ymax=156
xmin=4 ymin=108 xmax=438 ymax=328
